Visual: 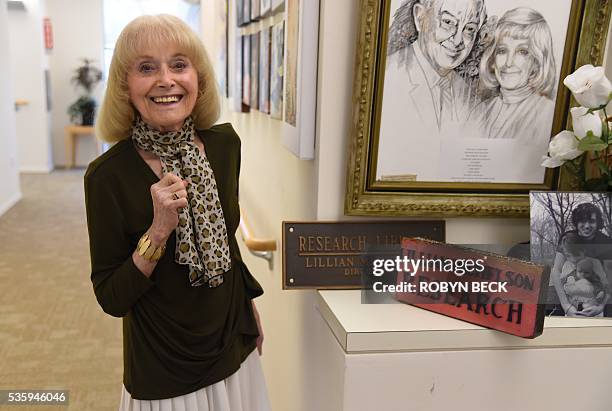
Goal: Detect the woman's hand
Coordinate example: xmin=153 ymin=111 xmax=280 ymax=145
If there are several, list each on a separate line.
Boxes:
xmin=252 ymin=300 xmax=264 ymax=355
xmin=149 ymin=173 xmax=188 ymax=244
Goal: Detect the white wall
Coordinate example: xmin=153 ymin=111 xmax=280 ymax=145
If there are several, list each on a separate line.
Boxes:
xmin=7 ymin=0 xmax=53 ymax=173
xmin=202 ymin=2 xmax=320 ymax=410
xmin=0 ymin=0 xmax=22 ymax=216
xmin=47 ymin=0 xmax=104 ymax=168
xmin=203 ymin=1 xmax=612 ymax=409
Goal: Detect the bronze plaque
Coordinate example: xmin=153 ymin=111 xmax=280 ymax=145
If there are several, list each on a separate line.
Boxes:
xmin=282 ymin=221 xmax=445 ymax=289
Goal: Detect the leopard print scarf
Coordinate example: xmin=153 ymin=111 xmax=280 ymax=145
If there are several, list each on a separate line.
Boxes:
xmin=131 ymin=116 xmax=231 ymax=288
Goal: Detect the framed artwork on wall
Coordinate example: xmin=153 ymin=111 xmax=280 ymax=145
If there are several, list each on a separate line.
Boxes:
xmin=233 ymin=34 xmax=249 ymax=112
xmin=215 ymin=0 xmax=228 ymax=97
xmin=251 ymin=0 xmax=261 ymax=21
xmin=345 ymin=0 xmax=611 ymax=217
xmin=259 ymin=27 xmax=271 ymax=114
xmin=281 ymin=0 xmax=320 ymax=160
xmin=270 ymin=21 xmax=285 ymax=120
xmin=250 ymin=32 xmax=260 ymax=110
xmin=241 ymin=34 xmax=251 ymax=109
xmin=237 ymin=0 xmax=243 ymax=26
xmin=261 ymin=0 xmax=272 ymax=16
xmin=271 ymin=0 xmax=285 ymax=12
xmin=237 ymin=0 xmax=248 ymax=26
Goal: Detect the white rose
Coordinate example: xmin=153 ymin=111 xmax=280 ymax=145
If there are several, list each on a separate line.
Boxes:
xmin=563 ymin=65 xmax=612 ymax=108
xmin=570 ymin=106 xmax=602 ymax=138
xmin=541 ymin=131 xmax=583 ymax=168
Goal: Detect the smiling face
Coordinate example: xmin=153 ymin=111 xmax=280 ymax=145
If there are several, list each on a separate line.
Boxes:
xmin=493 ymin=36 xmax=534 ymax=90
xmin=576 ymin=213 xmax=598 ymax=239
xmin=127 ymin=42 xmax=198 ymax=132
xmin=414 ymin=0 xmax=482 ymax=74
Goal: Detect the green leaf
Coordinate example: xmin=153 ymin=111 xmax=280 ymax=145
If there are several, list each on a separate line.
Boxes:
xmin=578 ymin=134 xmax=608 ymax=151
xmin=596 ymin=159 xmax=609 ymax=174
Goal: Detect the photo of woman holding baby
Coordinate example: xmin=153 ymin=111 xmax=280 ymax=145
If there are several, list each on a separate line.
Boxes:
xmin=548 ymin=203 xmax=612 ymax=316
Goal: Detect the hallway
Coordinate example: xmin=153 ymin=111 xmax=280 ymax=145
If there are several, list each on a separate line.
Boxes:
xmin=0 ymin=171 xmax=122 ymax=410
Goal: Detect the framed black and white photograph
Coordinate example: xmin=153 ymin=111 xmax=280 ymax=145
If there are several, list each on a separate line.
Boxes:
xmin=346 ymin=0 xmax=611 ymax=217
xmin=530 ymin=191 xmax=612 ymax=318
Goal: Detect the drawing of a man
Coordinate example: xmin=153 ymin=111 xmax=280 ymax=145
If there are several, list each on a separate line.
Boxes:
xmin=377 ymin=0 xmax=486 ymax=181
xmin=386 ymin=0 xmax=486 ymax=129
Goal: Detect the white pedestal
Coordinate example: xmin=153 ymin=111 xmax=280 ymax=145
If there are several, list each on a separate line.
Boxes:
xmin=312 ymin=290 xmax=612 ymax=411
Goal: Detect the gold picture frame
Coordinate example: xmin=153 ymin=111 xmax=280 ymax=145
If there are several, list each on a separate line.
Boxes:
xmin=345 ymin=0 xmax=611 ymax=218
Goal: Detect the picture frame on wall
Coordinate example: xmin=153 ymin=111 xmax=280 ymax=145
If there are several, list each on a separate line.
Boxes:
xmin=215 ymin=0 xmax=228 ymax=97
xmin=241 ymin=35 xmax=251 ymax=109
xmin=271 ymin=0 xmax=285 ymax=12
xmin=345 ymin=0 xmax=611 ymax=218
xmin=250 ymin=32 xmax=260 ymax=110
xmin=270 ymin=21 xmax=284 ymax=120
xmin=259 ymin=27 xmax=271 ymax=114
xmin=251 ymin=0 xmax=261 ymax=21
xmin=242 ymin=0 xmax=251 ymax=25
xmin=237 ymin=0 xmax=247 ymax=26
xmin=233 ymin=34 xmax=249 ymax=113
xmin=261 ymin=0 xmax=272 ymax=16
xmin=281 ymin=0 xmax=320 ymax=160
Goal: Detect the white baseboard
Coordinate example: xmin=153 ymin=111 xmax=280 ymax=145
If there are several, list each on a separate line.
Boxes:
xmin=0 ymin=192 xmax=22 ymax=218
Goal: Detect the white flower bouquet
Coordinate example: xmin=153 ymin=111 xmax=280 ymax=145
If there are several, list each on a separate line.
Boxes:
xmin=542 ymin=65 xmax=612 ymax=190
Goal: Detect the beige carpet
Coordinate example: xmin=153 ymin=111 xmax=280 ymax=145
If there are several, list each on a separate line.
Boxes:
xmin=0 ymin=170 xmax=122 ymax=411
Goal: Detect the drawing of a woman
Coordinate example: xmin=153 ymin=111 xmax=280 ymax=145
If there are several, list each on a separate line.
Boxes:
xmin=468 ymin=7 xmax=557 ymax=140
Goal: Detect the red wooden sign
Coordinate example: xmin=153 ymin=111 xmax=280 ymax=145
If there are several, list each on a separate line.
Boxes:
xmin=394 ymin=238 xmax=548 ymax=338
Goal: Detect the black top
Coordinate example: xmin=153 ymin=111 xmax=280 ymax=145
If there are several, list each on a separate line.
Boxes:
xmin=84 ymin=123 xmax=263 ymax=400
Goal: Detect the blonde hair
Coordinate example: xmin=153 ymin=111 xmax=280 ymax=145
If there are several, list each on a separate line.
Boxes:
xmin=96 ymin=14 xmax=220 ymax=142
xmin=480 ymin=8 xmax=556 ymax=99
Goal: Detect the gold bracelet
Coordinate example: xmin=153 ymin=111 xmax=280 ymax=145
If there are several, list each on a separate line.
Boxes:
xmin=137 ymin=233 xmax=166 ymax=261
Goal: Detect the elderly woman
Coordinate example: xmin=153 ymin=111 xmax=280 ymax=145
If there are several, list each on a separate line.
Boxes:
xmin=85 ymin=15 xmax=270 ymax=410
xmin=468 ymin=7 xmax=557 ymax=140
xmin=549 ymin=203 xmax=612 ymax=317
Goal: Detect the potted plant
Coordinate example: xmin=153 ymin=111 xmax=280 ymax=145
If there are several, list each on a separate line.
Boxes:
xmin=67 ymin=58 xmax=102 ymax=126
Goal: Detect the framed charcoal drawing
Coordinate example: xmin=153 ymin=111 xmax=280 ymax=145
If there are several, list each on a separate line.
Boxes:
xmin=345 ymin=0 xmax=611 ymax=217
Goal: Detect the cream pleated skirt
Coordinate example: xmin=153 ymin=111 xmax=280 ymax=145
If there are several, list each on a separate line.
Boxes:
xmin=118 ymin=349 xmax=271 ymax=411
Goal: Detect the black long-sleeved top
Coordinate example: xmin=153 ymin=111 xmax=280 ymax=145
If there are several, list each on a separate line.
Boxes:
xmin=84 ymin=123 xmax=263 ymax=400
